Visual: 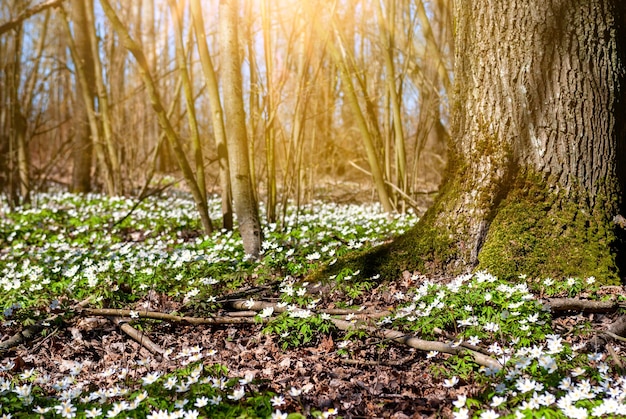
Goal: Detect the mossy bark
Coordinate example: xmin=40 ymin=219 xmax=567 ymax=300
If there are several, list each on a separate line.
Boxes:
xmin=310 ymin=0 xmax=626 ymax=285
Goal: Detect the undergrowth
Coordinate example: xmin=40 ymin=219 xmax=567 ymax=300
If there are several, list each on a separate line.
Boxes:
xmin=0 ymin=192 xmax=624 ymax=418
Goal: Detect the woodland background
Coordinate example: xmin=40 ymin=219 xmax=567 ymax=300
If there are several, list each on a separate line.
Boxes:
xmin=0 ymin=0 xmax=451 ymax=215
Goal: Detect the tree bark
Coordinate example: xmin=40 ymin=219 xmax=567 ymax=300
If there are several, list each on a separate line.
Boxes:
xmin=313 ymin=0 xmax=626 ymax=285
xmin=68 ymin=0 xmax=95 ymax=193
xmin=442 ymin=0 xmax=626 ymax=282
xmin=190 ymin=0 xmax=234 ymax=231
xmin=218 ymin=0 xmax=262 ymax=258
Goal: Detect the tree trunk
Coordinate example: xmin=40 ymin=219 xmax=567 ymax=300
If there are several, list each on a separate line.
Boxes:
xmin=69 ymin=0 xmax=95 ymax=193
xmin=441 ymin=0 xmax=626 ymax=282
xmin=219 ymin=0 xmax=262 ymax=258
xmin=314 ymin=0 xmax=626 ymax=285
xmin=190 ymin=0 xmax=234 ymax=231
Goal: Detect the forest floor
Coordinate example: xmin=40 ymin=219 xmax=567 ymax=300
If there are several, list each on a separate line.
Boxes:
xmin=1 ymin=192 xmax=626 ymax=419
xmin=9 ymin=279 xmax=461 ymax=418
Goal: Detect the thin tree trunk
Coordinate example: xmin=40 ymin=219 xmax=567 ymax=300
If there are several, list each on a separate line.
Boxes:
xmin=168 ymin=0 xmax=206 ymax=205
xmin=189 ymin=0 xmax=233 ymax=231
xmin=375 ymin=0 xmax=407 ymax=202
xmin=85 ymin=0 xmax=121 ymax=195
xmin=218 ymin=0 xmax=262 ymax=258
xmin=66 ymin=0 xmax=95 ymax=194
xmin=261 ymin=0 xmax=277 ymax=223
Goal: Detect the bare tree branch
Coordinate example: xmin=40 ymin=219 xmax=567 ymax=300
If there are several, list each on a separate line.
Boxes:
xmin=0 ymin=0 xmax=63 ymax=36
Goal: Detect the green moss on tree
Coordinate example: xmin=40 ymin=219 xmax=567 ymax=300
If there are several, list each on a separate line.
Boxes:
xmin=478 ymin=172 xmax=620 ymax=284
xmin=308 ymin=167 xmax=622 ymax=286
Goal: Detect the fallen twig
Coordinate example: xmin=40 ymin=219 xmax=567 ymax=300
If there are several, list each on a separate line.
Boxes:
xmin=0 ymin=324 xmax=46 ymax=353
xmin=330 ymin=318 xmax=501 ymax=370
xmin=0 ymin=298 xmax=92 ymax=353
xmin=545 ymin=297 xmax=624 ymax=313
xmin=111 ymin=316 xmax=164 ymax=359
xmin=82 ymin=308 xmax=261 ymax=325
xmin=339 ymin=356 xmax=414 ymax=367
xmin=228 ymin=300 xmax=501 ymax=370
xmin=228 ymin=300 xmax=389 ymax=320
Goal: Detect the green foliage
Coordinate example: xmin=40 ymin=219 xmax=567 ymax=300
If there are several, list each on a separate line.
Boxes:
xmin=3 ymin=192 xmax=626 ymax=418
xmin=263 ymin=312 xmax=335 ymax=349
xmin=384 ymin=272 xmax=552 ymax=345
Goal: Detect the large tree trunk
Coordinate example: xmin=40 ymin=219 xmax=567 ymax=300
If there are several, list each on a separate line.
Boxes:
xmin=314 ymin=0 xmax=626 ymax=285
xmin=440 ymin=0 xmax=626 ymax=282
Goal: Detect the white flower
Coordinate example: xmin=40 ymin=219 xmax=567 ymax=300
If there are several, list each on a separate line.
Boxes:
xmin=588 ymin=352 xmax=603 ymax=362
xmin=516 ymin=377 xmax=538 ymax=394
xmin=453 ymin=408 xmax=469 ymax=419
xmin=142 ymin=372 xmax=162 ymax=386
xmin=106 ymin=402 xmax=128 ymax=418
xmin=184 ymin=410 xmax=199 ymax=419
xmin=467 ymin=336 xmax=481 ymax=346
xmin=239 ymin=372 xmax=255 ymax=385
xmin=270 ymin=395 xmax=285 ymax=406
xmin=443 ymin=376 xmax=459 ymax=388
xmin=487 ymin=342 xmax=503 ymax=355
xmin=306 ymin=252 xmax=321 ymax=261
xmin=479 ymin=410 xmax=499 ymax=419
xmin=288 ymin=387 xmax=302 ymax=397
xmin=163 ymin=376 xmax=178 ymax=390
xmin=538 ymin=355 xmax=558 ymax=373
xmin=55 ymin=400 xmax=76 ymax=418
xmin=85 ymin=407 xmax=102 ymax=418
xmin=271 ymin=411 xmax=288 ymax=419
xmin=561 ymin=404 xmax=588 ymax=419
xmin=228 ymin=387 xmax=245 ymax=401
xmin=483 ymin=322 xmax=500 ymax=332
xmin=453 ymin=394 xmax=467 ymax=408
xmin=259 ymin=307 xmax=274 ymax=318
xmin=546 ymin=335 xmax=564 ymax=354
xmin=490 ymin=395 xmax=507 ymax=407
xmin=538 ymin=392 xmax=556 ymax=406
xmin=194 ymin=396 xmax=209 ymax=408
xmin=146 ymin=410 xmax=170 ymax=419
